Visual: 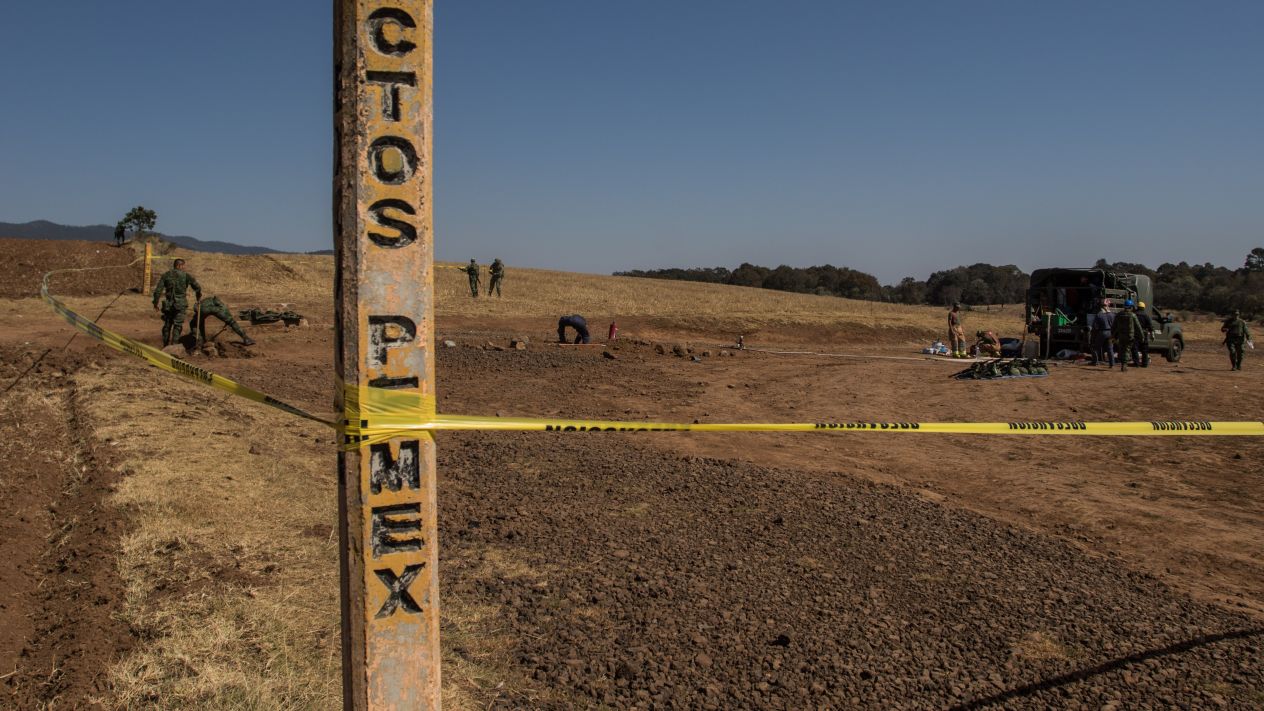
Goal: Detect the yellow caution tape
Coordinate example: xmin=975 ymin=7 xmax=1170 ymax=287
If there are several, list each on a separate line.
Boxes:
xmin=41 ymin=265 xmax=1264 ymax=450
xmin=41 ymin=267 xmax=335 ymax=428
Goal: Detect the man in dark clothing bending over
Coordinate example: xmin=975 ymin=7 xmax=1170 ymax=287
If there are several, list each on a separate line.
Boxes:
xmin=558 ymin=315 xmax=590 ymax=344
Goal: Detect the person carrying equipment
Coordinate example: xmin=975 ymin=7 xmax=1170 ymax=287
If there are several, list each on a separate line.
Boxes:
xmin=1114 ymin=300 xmax=1144 ymax=372
xmin=465 ymin=258 xmax=481 ymax=297
xmin=1221 ymin=309 xmax=1252 ymax=371
xmin=557 ymin=314 xmax=590 ymax=344
xmin=151 ymin=258 xmax=202 ymax=346
xmin=189 ymin=296 xmax=255 ymax=346
xmin=948 ymin=303 xmax=966 ymax=358
xmin=488 ymin=258 xmax=504 ymax=297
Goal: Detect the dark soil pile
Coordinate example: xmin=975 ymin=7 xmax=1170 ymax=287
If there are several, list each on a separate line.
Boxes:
xmin=0 ymin=238 xmax=140 ymax=298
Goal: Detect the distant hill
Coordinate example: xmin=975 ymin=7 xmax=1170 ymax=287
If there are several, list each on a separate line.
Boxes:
xmin=0 ymin=219 xmax=287 ymax=255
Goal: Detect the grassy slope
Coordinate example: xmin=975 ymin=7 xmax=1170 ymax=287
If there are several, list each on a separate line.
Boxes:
xmin=175 ymin=250 xmax=1026 ymax=345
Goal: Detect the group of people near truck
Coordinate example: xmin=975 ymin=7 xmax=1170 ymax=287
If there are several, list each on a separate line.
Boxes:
xmin=1087 ymin=299 xmax=1150 ymax=370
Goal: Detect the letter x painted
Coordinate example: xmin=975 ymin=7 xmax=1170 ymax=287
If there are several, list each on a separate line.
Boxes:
xmin=374 ymin=564 xmax=424 ymax=618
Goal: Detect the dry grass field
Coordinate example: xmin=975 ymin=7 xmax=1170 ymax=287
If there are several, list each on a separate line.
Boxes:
xmin=2 ymin=239 xmax=1260 ymax=709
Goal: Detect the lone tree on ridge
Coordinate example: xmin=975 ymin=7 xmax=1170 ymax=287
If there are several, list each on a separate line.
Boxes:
xmin=119 ymin=205 xmax=158 ymax=245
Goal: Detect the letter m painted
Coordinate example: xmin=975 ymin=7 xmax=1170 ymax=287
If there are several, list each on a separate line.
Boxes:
xmin=369 ymin=441 xmax=420 ymax=494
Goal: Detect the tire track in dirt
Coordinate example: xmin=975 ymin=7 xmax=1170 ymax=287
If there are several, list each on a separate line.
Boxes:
xmin=0 ymin=346 xmax=135 ymax=708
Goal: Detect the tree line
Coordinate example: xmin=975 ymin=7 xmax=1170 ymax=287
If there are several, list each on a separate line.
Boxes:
xmin=615 ymin=247 xmax=1264 ymax=316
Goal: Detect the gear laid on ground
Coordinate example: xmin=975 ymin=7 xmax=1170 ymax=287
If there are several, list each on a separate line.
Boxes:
xmin=237 ymin=307 xmax=305 ymax=326
xmin=954 ymin=357 xmax=1049 ymax=380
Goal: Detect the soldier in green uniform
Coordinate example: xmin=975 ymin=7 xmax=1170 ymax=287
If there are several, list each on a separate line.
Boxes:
xmin=151 ymin=258 xmax=202 ymax=346
xmin=488 ymin=258 xmax=504 ymax=297
xmin=1114 ymin=300 xmax=1144 ymax=372
xmin=1221 ymin=309 xmax=1252 ymax=371
xmin=465 ymin=258 xmax=481 ymax=297
xmin=189 ymin=296 xmax=255 ymax=346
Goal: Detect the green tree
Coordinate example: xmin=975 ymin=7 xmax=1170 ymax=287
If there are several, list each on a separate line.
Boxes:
xmin=120 ymin=205 xmax=158 ymax=244
xmin=1244 ymin=247 xmax=1264 ymax=273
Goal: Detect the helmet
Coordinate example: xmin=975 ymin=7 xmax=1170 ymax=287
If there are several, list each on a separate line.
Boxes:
xmin=1137 ymin=301 xmax=1146 ymax=309
xmin=1124 ymin=299 xmax=1134 ymax=308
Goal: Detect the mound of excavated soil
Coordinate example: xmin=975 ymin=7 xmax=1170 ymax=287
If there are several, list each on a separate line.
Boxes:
xmin=0 ymin=238 xmax=140 ymax=299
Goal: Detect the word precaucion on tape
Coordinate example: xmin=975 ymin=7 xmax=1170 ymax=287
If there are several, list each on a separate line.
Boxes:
xmin=41 ymin=266 xmax=1264 ymax=450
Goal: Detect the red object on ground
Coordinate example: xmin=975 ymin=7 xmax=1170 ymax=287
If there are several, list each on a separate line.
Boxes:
xmin=608 ymin=322 xmax=618 ymax=341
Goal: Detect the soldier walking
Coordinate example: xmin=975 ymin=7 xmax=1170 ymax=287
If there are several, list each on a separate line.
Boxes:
xmin=465 ymin=258 xmax=481 ymax=297
xmin=1114 ymin=300 xmax=1144 ymax=372
xmin=189 ymin=296 xmax=255 ymax=346
xmin=151 ymin=258 xmax=202 ymax=346
xmin=488 ymin=258 xmax=504 ymax=297
xmin=1221 ymin=309 xmax=1252 ymax=371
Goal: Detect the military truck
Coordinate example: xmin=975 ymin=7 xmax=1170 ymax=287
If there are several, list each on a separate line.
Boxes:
xmin=1024 ymin=267 xmax=1183 ymax=362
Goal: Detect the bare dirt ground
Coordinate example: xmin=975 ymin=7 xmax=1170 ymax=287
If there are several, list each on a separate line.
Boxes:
xmin=1 ymin=238 xmax=1261 ymax=708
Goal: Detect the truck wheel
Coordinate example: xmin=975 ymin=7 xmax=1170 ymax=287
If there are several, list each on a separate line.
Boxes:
xmin=1165 ymin=338 xmax=1183 ymax=362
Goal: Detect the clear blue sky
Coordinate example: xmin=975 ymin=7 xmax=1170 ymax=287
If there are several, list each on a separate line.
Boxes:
xmin=1 ymin=1 xmax=1261 ymax=283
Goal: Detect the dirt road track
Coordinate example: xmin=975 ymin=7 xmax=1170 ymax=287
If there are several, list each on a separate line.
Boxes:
xmin=0 ymin=347 xmax=133 ymax=708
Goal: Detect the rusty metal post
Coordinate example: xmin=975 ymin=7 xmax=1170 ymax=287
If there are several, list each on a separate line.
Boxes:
xmin=335 ymin=1 xmax=438 ymax=708
xmin=142 ymin=241 xmax=153 ymax=294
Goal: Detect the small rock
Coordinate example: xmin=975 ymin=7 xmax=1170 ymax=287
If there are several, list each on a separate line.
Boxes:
xmin=770 ymin=633 xmax=791 ymax=647
xmin=654 ymin=343 xmax=667 ymax=355
xmin=719 ymin=350 xmax=731 ymax=357
xmin=695 ymin=653 xmax=713 ymax=668
xmin=442 ymin=340 xmax=457 ymax=348
xmin=603 ymin=350 xmax=618 ymax=360
xmin=702 ymin=350 xmax=713 ymax=357
xmin=672 ymin=344 xmax=687 ymax=357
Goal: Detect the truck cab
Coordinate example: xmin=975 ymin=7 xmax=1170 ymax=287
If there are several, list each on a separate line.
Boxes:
xmin=1025 ymin=268 xmax=1183 ymax=362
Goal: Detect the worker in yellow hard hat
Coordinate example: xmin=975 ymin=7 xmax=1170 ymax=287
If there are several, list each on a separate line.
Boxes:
xmin=1131 ymin=300 xmax=1153 ymax=367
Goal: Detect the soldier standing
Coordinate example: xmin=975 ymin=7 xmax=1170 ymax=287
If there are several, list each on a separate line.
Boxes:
xmin=948 ymin=303 xmax=966 ymax=358
xmin=189 ymin=296 xmax=255 ymax=346
xmin=1114 ymin=301 xmax=1144 ymax=372
xmin=465 ymin=258 xmax=481 ymax=297
xmin=113 ymin=222 xmax=125 ymax=247
xmin=488 ymin=258 xmax=504 ymax=297
xmin=1221 ymin=309 xmax=1252 ymax=371
xmin=151 ymin=258 xmax=202 ymax=346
